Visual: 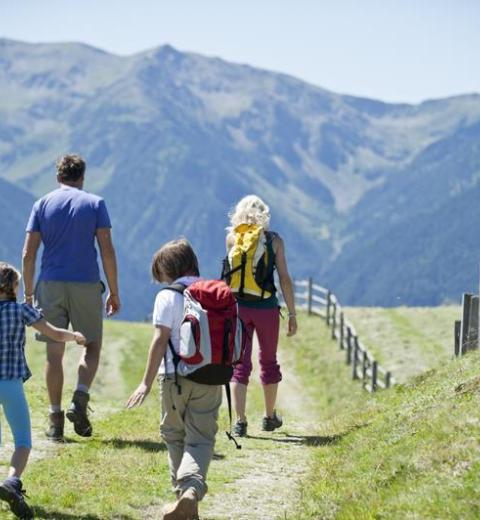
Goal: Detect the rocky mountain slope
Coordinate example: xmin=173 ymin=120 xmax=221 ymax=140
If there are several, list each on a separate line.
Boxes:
xmin=1 ymin=38 xmax=479 ymax=318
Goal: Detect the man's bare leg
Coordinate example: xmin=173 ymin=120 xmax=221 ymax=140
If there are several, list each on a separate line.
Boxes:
xmin=77 ymin=339 xmax=102 ymax=389
xmin=46 ymin=342 xmax=65 ymax=407
xmin=66 ymin=339 xmax=102 ymax=438
xmin=45 ymin=342 xmax=66 ymax=441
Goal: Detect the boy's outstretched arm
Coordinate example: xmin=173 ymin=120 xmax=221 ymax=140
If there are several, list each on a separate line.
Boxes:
xmin=126 ymin=325 xmax=170 ymax=408
xmin=32 ymin=319 xmax=86 ymax=345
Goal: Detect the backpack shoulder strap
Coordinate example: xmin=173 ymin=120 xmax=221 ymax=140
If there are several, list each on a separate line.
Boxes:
xmin=161 ymin=282 xmax=186 ymax=395
xmin=162 ymin=282 xmax=187 ymax=294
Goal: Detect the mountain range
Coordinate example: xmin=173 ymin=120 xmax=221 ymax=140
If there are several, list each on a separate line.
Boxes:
xmin=1 ymin=38 xmax=479 ymax=319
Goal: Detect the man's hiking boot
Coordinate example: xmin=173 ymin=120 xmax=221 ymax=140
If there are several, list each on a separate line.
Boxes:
xmin=0 ymin=478 xmax=34 ymax=519
xmin=45 ymin=411 xmax=64 ymax=442
xmin=66 ymin=390 xmax=92 ymax=437
xmin=262 ymin=411 xmax=283 ymax=432
xmin=162 ymin=487 xmax=199 ymax=520
xmin=233 ymin=420 xmax=248 ymax=437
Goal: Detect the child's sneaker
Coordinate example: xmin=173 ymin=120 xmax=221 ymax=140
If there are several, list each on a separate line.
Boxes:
xmin=262 ymin=411 xmax=283 ymax=432
xmin=162 ymin=487 xmax=198 ymax=520
xmin=0 ymin=478 xmax=34 ymax=519
xmin=66 ymin=390 xmax=92 ymax=437
xmin=233 ymin=420 xmax=248 ymax=437
xmin=45 ymin=411 xmax=64 ymax=442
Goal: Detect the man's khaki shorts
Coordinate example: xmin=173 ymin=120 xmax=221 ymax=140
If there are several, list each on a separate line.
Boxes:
xmin=35 ymin=281 xmax=104 ymax=344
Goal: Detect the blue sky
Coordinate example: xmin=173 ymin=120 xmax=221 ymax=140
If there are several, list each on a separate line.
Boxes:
xmin=1 ymin=0 xmax=478 ymax=103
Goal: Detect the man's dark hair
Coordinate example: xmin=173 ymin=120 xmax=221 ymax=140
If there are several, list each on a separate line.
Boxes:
xmin=56 ymin=154 xmax=86 ymax=182
xmin=151 ymin=238 xmax=200 ymax=283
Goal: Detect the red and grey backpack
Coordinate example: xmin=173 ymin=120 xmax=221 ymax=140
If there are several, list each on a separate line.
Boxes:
xmin=163 ymin=279 xmax=246 ymax=447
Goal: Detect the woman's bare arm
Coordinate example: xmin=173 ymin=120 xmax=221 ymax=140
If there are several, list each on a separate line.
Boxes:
xmin=274 ymin=236 xmax=297 ymax=337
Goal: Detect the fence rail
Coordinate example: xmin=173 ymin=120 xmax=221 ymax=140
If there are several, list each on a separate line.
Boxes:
xmin=290 ymin=278 xmax=394 ymax=392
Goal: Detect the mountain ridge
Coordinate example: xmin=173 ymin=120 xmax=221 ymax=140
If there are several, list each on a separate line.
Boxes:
xmin=1 ymin=39 xmax=479 ymax=318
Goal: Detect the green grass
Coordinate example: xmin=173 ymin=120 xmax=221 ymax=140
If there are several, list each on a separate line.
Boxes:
xmin=344 ymin=306 xmax=460 ymax=382
xmin=1 ymin=320 xmax=269 ymax=519
xmin=291 ymin=312 xmax=480 ymax=520
xmin=0 ymin=309 xmax=477 ymax=519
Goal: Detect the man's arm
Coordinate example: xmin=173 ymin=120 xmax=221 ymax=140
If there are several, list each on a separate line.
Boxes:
xmin=126 ymin=325 xmax=170 ymax=408
xmin=22 ymin=232 xmax=41 ymax=304
xmin=96 ymin=227 xmax=121 ymax=316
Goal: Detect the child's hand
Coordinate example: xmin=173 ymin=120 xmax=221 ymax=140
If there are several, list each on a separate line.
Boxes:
xmin=126 ymin=383 xmax=150 ymax=409
xmin=73 ymin=331 xmax=86 ymax=345
xmin=287 ymin=315 xmax=297 ymax=337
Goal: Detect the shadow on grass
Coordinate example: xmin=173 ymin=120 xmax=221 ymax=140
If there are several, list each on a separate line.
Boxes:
xmin=247 ymin=423 xmax=369 ymax=447
xmin=99 ymin=437 xmax=167 ymax=452
xmin=212 ymin=452 xmax=225 ymax=460
xmin=247 ymin=433 xmax=344 ymax=446
xmin=32 ymin=507 xmax=116 ymax=520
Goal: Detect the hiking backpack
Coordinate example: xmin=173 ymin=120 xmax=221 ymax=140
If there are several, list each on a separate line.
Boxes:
xmin=163 ymin=279 xmax=246 ymax=448
xmin=221 ymin=224 xmax=277 ymax=300
xmin=163 ymin=279 xmax=245 ymax=386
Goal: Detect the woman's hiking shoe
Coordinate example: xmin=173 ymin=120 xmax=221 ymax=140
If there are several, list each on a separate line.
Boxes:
xmin=262 ymin=411 xmax=283 ymax=432
xmin=0 ymin=478 xmax=34 ymax=519
xmin=233 ymin=420 xmax=248 ymax=437
xmin=45 ymin=411 xmax=64 ymax=442
xmin=162 ymin=488 xmax=199 ymax=520
xmin=66 ymin=390 xmax=92 ymax=437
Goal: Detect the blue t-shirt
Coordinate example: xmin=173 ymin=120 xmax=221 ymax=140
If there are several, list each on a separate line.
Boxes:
xmin=26 ymin=186 xmax=112 ymax=283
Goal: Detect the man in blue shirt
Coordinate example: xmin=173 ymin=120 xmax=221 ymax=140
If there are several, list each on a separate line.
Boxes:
xmin=22 ymin=154 xmax=121 ymax=441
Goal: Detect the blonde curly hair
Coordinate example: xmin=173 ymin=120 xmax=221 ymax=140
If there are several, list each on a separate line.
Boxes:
xmin=228 ymin=195 xmax=271 ymax=231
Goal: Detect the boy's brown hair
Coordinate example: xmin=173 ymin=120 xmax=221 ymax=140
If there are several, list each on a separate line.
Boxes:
xmin=0 ymin=262 xmax=21 ymax=301
xmin=56 ymin=154 xmax=86 ymax=182
xmin=151 ymin=239 xmax=200 ymax=283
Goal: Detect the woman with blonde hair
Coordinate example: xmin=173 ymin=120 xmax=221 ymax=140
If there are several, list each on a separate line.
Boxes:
xmin=222 ymin=195 xmax=297 ymax=437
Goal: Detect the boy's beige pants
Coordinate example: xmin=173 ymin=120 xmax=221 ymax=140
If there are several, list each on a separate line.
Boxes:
xmin=159 ymin=375 xmax=222 ymax=501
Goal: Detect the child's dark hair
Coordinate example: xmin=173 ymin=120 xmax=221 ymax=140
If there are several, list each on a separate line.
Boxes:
xmin=0 ymin=263 xmax=20 ymax=301
xmin=56 ymin=154 xmax=86 ymax=182
xmin=152 ymin=239 xmax=200 ymax=283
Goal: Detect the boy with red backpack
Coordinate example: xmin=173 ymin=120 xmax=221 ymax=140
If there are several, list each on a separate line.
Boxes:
xmin=126 ymin=239 xmax=243 ymax=520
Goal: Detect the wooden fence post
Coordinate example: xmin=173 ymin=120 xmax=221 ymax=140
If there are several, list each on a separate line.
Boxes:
xmin=460 ymin=293 xmax=473 ymax=355
xmin=454 ymin=320 xmax=461 ymax=357
xmin=326 ymin=291 xmax=332 ymax=325
xmin=307 ymin=277 xmax=313 ymax=316
xmin=470 ymin=296 xmax=479 ymax=351
xmin=346 ymin=327 xmax=352 ymax=365
xmin=339 ymin=312 xmax=344 ymax=350
xmin=331 ymin=302 xmax=337 ymax=339
xmin=362 ymin=350 xmax=367 ymax=382
xmin=352 ymin=336 xmax=359 ymax=380
xmin=371 ymin=361 xmax=378 ymax=392
xmin=385 ymin=371 xmax=391 ymax=389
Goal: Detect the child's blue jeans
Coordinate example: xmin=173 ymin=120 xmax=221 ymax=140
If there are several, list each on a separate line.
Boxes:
xmin=0 ymin=379 xmax=32 ymax=449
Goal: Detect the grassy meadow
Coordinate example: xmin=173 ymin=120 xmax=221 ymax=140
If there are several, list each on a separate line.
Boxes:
xmin=0 ymin=307 xmax=477 ymax=519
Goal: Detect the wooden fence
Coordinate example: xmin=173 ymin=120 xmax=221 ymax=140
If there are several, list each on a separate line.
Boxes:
xmin=290 ymin=278 xmax=394 ymax=392
xmin=454 ymin=293 xmax=479 ymax=356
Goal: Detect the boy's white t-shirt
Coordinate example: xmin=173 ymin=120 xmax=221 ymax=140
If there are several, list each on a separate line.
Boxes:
xmin=152 ymin=276 xmax=200 ymax=375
